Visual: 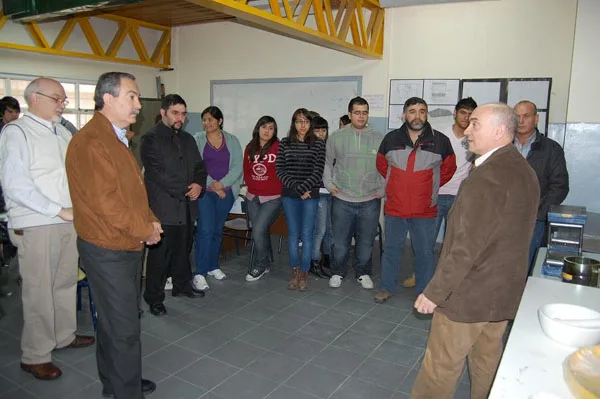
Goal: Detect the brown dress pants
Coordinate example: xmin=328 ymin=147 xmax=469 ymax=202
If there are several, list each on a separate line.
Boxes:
xmin=411 ymin=311 xmax=508 ymax=399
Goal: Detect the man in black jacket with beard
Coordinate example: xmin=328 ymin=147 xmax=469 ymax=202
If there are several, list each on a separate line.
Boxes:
xmin=142 ymin=94 xmax=207 ymax=316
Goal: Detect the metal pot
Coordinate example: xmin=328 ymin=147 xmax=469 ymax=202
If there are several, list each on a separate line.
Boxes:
xmin=562 ymin=256 xmax=600 ymax=286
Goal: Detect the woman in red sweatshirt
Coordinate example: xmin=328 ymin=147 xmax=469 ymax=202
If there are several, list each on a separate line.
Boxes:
xmin=243 ymin=116 xmax=282 ymax=281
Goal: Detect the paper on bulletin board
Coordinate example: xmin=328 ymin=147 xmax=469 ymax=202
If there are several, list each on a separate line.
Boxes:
xmin=461 ymin=81 xmax=502 ymax=105
xmin=423 ymin=80 xmax=460 ymax=105
xmin=362 ymin=94 xmax=386 ymax=114
xmin=390 ymin=80 xmax=424 ymax=105
xmin=537 ymin=111 xmax=547 ymax=134
xmin=507 ymin=80 xmax=550 ymax=109
xmin=388 ymin=104 xmax=404 ymax=129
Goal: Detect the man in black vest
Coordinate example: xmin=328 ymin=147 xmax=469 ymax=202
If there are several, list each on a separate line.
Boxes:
xmin=142 ymin=94 xmax=207 ymax=316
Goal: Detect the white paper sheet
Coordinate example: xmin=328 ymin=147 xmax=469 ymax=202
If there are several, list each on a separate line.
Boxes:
xmin=390 ymin=80 xmax=424 ymax=105
xmin=423 ymin=79 xmax=460 ymax=105
xmin=461 ymin=81 xmax=502 ymax=105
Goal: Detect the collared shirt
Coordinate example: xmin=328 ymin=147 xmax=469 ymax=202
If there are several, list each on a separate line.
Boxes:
xmin=514 ymin=132 xmax=536 ymax=159
xmin=474 ymin=146 xmax=501 ymax=167
xmin=0 ymin=112 xmax=64 ymax=218
xmin=112 ymin=123 xmax=129 ymax=147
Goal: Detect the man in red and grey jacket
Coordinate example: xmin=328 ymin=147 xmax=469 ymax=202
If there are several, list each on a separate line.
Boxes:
xmin=374 ymin=97 xmax=456 ymax=303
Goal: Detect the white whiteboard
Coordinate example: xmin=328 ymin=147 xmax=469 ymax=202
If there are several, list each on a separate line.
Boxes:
xmin=210 ymin=77 xmax=361 ymax=147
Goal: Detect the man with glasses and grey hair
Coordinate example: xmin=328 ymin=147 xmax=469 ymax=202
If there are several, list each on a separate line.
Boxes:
xmin=0 ymin=78 xmax=94 ymax=380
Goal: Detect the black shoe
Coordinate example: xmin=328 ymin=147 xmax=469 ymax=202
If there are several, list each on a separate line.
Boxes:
xmin=319 ymin=255 xmax=332 ymax=277
xmin=172 ymin=289 xmax=205 ymax=298
xmin=149 ymin=303 xmax=167 ymax=316
xmin=102 ymin=378 xmax=157 ymax=397
xmin=309 ymin=260 xmax=326 ymax=279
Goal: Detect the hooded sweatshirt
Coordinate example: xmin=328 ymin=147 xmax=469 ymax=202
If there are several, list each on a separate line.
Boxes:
xmin=323 ymin=124 xmax=385 ymax=202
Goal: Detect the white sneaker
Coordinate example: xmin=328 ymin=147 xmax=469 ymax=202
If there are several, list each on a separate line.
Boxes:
xmin=207 ymin=269 xmax=227 ymax=280
xmin=164 ymin=277 xmax=173 ymax=291
xmin=193 ymin=275 xmax=209 ymax=290
xmin=357 ymin=275 xmax=374 ymax=290
xmin=329 ymin=275 xmax=343 ymax=288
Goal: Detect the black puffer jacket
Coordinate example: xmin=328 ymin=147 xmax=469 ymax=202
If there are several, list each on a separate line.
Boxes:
xmin=525 ymin=130 xmax=569 ymax=220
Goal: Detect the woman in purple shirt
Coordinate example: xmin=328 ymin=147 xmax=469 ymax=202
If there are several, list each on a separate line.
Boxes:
xmin=192 ymin=106 xmax=243 ymax=291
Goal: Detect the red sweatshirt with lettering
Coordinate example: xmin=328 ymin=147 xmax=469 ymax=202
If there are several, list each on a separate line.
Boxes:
xmin=243 ymin=141 xmax=283 ymax=196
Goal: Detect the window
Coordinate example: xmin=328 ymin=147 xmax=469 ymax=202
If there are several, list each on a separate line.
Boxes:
xmin=0 ymin=74 xmax=96 ymax=129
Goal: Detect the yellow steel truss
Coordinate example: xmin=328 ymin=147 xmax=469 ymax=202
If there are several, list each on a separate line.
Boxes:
xmin=0 ymin=12 xmax=171 ymax=68
xmin=185 ymin=0 xmax=384 ymax=59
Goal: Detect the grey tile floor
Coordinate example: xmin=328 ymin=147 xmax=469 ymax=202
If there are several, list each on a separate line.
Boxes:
xmin=0 ymin=241 xmax=471 ymax=399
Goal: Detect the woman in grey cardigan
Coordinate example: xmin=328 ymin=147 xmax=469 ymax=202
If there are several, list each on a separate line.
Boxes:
xmin=193 ymin=106 xmax=242 ymax=291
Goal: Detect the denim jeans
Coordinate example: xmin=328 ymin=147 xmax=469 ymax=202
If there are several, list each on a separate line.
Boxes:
xmin=433 ymin=194 xmax=456 ymax=241
xmin=194 ymin=190 xmax=235 ymax=275
xmin=528 ymin=220 xmax=546 ymax=274
xmin=246 ymin=197 xmax=281 ymax=271
xmin=281 ymin=196 xmax=318 ymax=271
xmin=331 ymin=197 xmax=381 ymax=278
xmin=379 ymin=215 xmax=437 ymax=295
xmin=312 ymin=194 xmax=332 ymax=260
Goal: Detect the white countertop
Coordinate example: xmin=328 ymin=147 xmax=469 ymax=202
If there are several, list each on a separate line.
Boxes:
xmin=489 ymin=277 xmax=600 ymax=398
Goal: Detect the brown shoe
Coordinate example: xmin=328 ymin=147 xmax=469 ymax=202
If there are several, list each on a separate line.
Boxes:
xmin=374 ymin=290 xmax=393 ymax=304
xmin=20 ymin=362 xmax=62 ymax=380
xmin=63 ymin=335 xmax=95 ymax=349
xmin=288 ymin=268 xmax=300 ymax=290
xmin=298 ymin=271 xmax=309 ymax=291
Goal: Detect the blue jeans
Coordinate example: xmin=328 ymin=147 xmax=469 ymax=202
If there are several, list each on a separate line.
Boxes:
xmin=312 ymin=194 xmax=332 ymax=260
xmin=195 ymin=190 xmax=235 ymax=275
xmin=528 ymin=220 xmax=546 ymax=274
xmin=379 ymin=215 xmax=437 ymax=295
xmin=281 ymin=196 xmax=318 ymax=271
xmin=433 ymin=194 xmax=456 ymax=241
xmin=246 ymin=197 xmax=281 ymax=271
xmin=331 ymin=197 xmax=381 ymax=278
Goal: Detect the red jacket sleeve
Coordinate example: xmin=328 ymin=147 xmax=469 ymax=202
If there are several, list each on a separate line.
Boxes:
xmin=376 ymin=137 xmax=389 ymax=178
xmin=440 ymin=153 xmax=457 ymax=187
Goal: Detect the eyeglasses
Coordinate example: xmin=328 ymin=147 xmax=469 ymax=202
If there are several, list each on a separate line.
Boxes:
xmin=295 ymin=119 xmax=310 ymax=126
xmin=35 ymin=92 xmax=69 ymax=107
xmin=351 ymin=111 xmax=369 ymax=116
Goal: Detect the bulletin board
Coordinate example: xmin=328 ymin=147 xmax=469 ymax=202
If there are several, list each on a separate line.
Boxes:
xmin=388 ymin=77 xmax=552 ymax=133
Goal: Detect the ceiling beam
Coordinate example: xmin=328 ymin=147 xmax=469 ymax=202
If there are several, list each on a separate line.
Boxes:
xmin=184 ymin=0 xmax=384 ymax=59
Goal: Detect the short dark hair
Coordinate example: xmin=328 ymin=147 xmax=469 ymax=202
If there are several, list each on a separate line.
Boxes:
xmin=403 ymin=97 xmax=427 ymax=113
xmin=201 ymin=106 xmax=224 ymax=129
xmin=339 ymin=115 xmax=351 ymax=126
xmin=94 ymin=72 xmax=136 ymax=111
xmin=348 ymin=96 xmax=369 ymax=113
xmin=0 ymin=96 xmax=20 ymax=114
xmin=455 ymin=97 xmax=477 ymax=112
xmin=312 ymin=116 xmax=328 ymax=131
xmin=161 ymin=94 xmax=187 ymax=110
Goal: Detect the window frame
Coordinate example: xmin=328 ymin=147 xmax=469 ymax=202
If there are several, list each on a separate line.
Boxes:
xmin=0 ymin=73 xmax=96 ymax=129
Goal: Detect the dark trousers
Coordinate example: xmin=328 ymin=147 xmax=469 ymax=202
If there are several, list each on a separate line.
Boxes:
xmin=144 ymin=224 xmax=193 ymax=304
xmin=331 ymin=197 xmax=381 ymax=278
xmin=77 ymin=238 xmax=144 ymax=399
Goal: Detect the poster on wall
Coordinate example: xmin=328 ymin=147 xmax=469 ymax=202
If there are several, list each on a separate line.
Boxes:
xmin=460 ymin=80 xmax=502 ymax=104
xmin=423 ymin=80 xmax=460 ymax=105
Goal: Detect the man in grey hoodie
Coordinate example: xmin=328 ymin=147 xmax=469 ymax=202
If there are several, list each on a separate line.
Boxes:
xmin=324 ymin=96 xmax=385 ymax=290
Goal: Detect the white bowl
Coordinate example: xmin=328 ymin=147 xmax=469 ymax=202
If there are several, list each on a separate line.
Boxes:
xmin=538 ymin=304 xmax=600 ymax=347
